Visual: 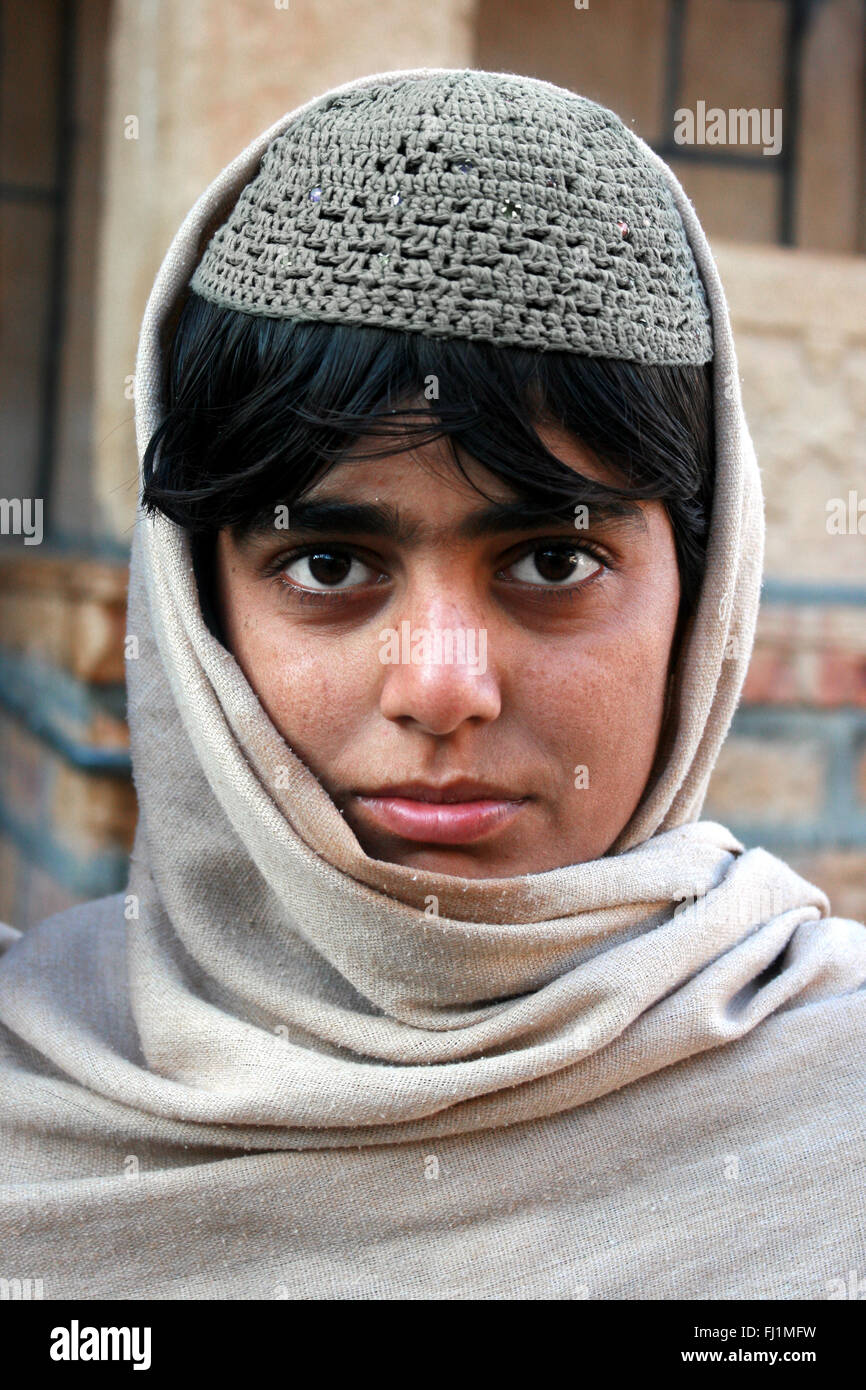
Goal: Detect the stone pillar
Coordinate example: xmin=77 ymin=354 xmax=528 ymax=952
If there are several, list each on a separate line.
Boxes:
xmin=92 ymin=0 xmax=477 ymax=540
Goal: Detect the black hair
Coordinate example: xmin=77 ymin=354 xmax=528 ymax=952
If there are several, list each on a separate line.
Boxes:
xmin=141 ymin=290 xmax=715 ymax=633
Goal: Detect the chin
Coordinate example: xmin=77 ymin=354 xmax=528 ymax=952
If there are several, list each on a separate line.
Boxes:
xmin=363 ymin=836 xmax=583 ymax=879
xmin=373 ymin=847 xmax=527 ymax=878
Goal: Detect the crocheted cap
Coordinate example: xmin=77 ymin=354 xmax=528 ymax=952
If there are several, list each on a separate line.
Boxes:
xmin=189 ymin=70 xmax=713 ymax=365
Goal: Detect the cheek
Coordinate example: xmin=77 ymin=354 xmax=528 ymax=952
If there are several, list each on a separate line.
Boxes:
xmin=511 ymin=584 xmax=677 ymax=782
xmin=224 ymin=583 xmax=377 ymax=757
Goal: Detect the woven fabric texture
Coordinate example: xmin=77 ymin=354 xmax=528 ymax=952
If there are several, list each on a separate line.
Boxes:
xmin=189 ymin=70 xmax=712 ymax=364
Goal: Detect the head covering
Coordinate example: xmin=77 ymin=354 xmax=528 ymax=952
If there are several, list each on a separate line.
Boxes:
xmin=1 ymin=69 xmax=864 ymax=1301
xmin=188 ymin=69 xmax=713 ymax=365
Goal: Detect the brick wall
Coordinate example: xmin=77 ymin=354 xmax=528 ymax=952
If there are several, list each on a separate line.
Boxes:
xmin=701 ymin=243 xmax=866 ymax=925
xmin=705 ymin=598 xmax=866 ymax=923
xmin=0 ymin=553 xmax=135 ymax=927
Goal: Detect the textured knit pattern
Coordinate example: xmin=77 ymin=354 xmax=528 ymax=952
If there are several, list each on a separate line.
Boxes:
xmin=189 ymin=70 xmax=713 ymax=365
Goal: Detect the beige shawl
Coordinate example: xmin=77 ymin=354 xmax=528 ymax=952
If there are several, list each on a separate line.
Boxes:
xmin=1 ymin=69 xmax=864 ymax=1301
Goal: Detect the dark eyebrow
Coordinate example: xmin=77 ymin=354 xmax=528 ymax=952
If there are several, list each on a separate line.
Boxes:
xmin=237 ymin=495 xmax=646 ymax=549
xmin=456 ymin=497 xmax=646 ymax=539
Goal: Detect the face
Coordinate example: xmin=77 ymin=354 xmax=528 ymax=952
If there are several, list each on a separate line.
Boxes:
xmin=214 ymin=423 xmax=682 ymax=878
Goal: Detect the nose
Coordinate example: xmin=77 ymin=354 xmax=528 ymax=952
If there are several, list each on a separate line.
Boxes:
xmin=377 ymin=600 xmax=501 ymax=736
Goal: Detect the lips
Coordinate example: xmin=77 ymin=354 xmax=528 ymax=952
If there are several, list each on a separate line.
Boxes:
xmin=351 ymin=780 xmax=528 ymax=845
xmin=361 ymin=780 xmax=520 ymax=804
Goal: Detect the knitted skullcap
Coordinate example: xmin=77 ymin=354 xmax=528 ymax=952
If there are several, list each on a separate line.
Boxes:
xmin=189 ymin=70 xmax=713 ymax=365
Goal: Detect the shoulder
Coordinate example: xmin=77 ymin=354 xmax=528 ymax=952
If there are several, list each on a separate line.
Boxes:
xmin=0 ymin=893 xmax=127 ymax=965
xmin=0 ymin=893 xmax=132 ymax=1056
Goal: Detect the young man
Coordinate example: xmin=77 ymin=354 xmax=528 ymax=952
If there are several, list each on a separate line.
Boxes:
xmin=1 ymin=68 xmax=864 ymax=1301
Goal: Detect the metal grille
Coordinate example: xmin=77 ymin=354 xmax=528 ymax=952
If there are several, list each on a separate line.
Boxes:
xmin=653 ymin=0 xmax=822 ymax=245
xmin=0 ymin=0 xmax=77 ymax=537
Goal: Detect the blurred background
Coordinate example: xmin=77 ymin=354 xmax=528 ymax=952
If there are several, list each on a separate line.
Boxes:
xmin=1 ymin=0 xmax=865 ymax=928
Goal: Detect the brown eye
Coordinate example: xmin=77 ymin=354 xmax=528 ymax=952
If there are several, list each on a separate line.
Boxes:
xmin=281 ymin=549 xmax=379 ymax=591
xmin=308 ymin=552 xmax=352 ymax=585
xmin=506 ymin=544 xmax=604 ymax=587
